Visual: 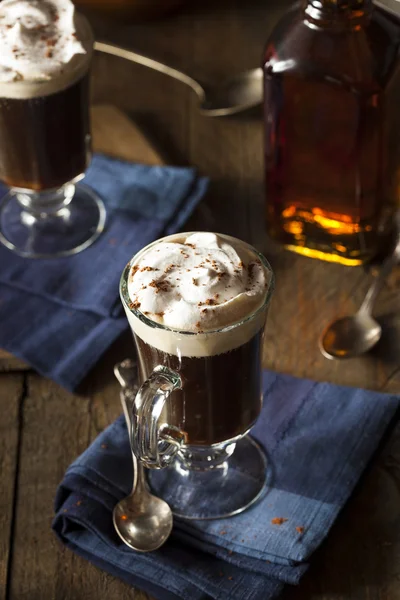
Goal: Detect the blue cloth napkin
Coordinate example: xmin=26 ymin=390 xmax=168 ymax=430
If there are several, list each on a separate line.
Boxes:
xmin=0 ymin=154 xmax=207 ymax=390
xmin=53 ymin=370 xmax=400 ymax=600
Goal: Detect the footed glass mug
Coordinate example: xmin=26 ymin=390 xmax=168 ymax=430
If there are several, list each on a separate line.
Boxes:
xmin=120 ymin=233 xmax=274 ymax=519
xmin=0 ymin=2 xmax=105 ymax=258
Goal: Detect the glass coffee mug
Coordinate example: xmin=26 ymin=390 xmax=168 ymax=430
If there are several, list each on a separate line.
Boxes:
xmin=0 ymin=7 xmax=105 ymax=258
xmin=120 ymin=233 xmax=275 ymax=519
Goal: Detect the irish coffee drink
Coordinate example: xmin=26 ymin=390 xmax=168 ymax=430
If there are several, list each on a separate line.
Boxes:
xmin=0 ymin=0 xmax=92 ymax=190
xmin=0 ymin=0 xmax=105 ymax=257
xmin=120 ymin=232 xmax=275 ymax=518
xmin=123 ymin=232 xmax=270 ymax=445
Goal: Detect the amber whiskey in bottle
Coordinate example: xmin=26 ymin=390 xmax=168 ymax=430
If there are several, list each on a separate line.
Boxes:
xmin=263 ymin=0 xmax=400 ymax=265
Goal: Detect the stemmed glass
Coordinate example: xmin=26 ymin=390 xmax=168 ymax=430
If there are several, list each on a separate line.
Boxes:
xmin=120 ymin=233 xmax=274 ymax=520
xmin=0 ymin=12 xmax=105 ymax=258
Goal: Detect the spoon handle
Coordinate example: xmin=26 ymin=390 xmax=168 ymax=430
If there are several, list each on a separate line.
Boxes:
xmin=120 ymin=394 xmax=148 ymax=500
xmin=119 ymin=392 xmax=139 ymax=494
xmin=135 ymin=461 xmax=149 ymax=498
xmin=115 ymin=360 xmax=143 ymax=494
xmin=94 ymin=41 xmax=205 ymax=101
xmin=359 ymin=253 xmax=397 ymax=315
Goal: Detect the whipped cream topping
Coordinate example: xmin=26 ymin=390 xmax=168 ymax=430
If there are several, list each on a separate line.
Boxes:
xmin=127 ymin=232 xmax=268 ymax=334
xmin=0 ymin=0 xmax=87 ymax=84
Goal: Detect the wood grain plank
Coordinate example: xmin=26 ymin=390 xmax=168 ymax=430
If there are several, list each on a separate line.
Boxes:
xmin=91 ymin=105 xmax=165 ymax=165
xmin=90 ymin=24 xmax=191 ymax=167
xmin=0 ymin=350 xmax=29 ymax=373
xmin=186 ymin=1 xmax=264 ymax=242
xmin=8 ymin=374 xmax=150 ymax=600
xmin=0 ymin=374 xmax=24 ymax=600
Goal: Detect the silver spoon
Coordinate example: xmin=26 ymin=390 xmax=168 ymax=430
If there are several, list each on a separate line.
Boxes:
xmin=95 ymin=41 xmax=263 ymax=117
xmin=320 ymin=234 xmax=400 ymax=360
xmin=113 ymin=359 xmax=173 ymax=552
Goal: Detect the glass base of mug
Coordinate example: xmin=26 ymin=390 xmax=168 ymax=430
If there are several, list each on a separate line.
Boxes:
xmin=147 ymin=435 xmax=269 ymax=520
xmin=0 ymin=183 xmax=106 ymax=258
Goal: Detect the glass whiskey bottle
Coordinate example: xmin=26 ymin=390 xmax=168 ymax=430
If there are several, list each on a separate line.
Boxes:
xmin=263 ymin=0 xmax=400 ymax=265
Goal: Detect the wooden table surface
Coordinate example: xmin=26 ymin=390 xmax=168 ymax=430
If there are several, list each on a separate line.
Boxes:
xmin=2 ymin=1 xmax=400 ymax=599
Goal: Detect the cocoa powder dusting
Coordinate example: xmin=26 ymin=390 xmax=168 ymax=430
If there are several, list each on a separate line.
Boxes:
xmin=271 ymin=517 xmax=288 ymax=526
xmin=130 ymin=265 xmax=140 ymax=277
xmin=128 ymin=301 xmax=141 ymax=310
xmin=247 ymin=262 xmax=256 ymax=280
xmin=149 ymin=280 xmax=171 ymax=293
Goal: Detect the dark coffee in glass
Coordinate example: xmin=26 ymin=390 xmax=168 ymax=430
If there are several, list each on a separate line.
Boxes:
xmin=135 ymin=330 xmax=263 ymax=446
xmin=0 ymin=73 xmax=90 ymax=191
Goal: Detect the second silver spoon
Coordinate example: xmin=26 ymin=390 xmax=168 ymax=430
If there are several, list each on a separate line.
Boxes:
xmin=95 ymin=41 xmax=262 ymax=117
xmin=113 ymin=359 xmax=173 ymax=552
xmin=320 ymin=235 xmax=400 ymax=360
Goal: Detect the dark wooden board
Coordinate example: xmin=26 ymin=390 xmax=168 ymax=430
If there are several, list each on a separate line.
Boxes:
xmin=2 ymin=0 xmax=400 ymax=599
xmin=0 ymin=375 xmax=23 ymax=600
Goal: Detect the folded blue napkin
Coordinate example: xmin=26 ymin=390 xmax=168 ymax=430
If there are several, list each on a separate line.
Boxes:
xmin=53 ymin=370 xmax=400 ymax=600
xmin=0 ymin=154 xmax=207 ymax=390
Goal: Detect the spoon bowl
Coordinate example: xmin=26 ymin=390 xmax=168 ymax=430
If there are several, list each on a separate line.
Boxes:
xmin=113 ymin=461 xmax=173 ymax=552
xmin=113 ymin=360 xmax=173 ymax=552
xmin=200 ymin=68 xmax=263 ymax=116
xmin=320 ymin=313 xmax=382 ymax=360
xmin=320 ymin=218 xmax=400 ymax=360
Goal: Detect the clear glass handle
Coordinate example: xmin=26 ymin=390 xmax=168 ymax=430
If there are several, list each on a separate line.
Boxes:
xmin=131 ymin=365 xmax=185 ymax=469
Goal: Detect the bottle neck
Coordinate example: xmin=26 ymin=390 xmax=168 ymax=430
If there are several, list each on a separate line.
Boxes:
xmin=304 ymin=0 xmax=372 ymax=28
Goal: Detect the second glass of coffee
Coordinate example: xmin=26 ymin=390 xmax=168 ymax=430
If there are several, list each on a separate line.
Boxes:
xmin=120 ymin=232 xmax=274 ymax=519
xmin=0 ymin=0 xmax=105 ymax=258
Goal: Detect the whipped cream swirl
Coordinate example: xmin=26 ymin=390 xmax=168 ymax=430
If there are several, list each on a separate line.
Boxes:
xmin=0 ymin=0 xmax=87 ymax=83
xmin=127 ymin=232 xmax=268 ymax=333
